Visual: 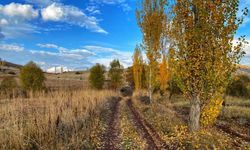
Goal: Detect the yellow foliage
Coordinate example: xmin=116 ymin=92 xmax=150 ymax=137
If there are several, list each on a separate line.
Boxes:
xmin=133 ymin=45 xmax=143 ymax=91
xmin=158 ymin=55 xmax=170 ymax=92
xmin=200 ymin=94 xmax=223 ymax=127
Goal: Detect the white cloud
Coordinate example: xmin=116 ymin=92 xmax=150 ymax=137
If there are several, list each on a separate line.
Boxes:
xmin=0 ymin=3 xmax=38 ymax=20
xmin=0 ymin=43 xmax=132 ymax=70
xmin=241 ymin=40 xmax=250 ymax=56
xmin=0 ymin=27 xmax=4 ymax=39
xmin=86 ymin=6 xmax=101 ymax=15
xmin=41 ymin=3 xmax=107 ymax=34
xmin=91 ymin=0 xmax=125 ymax=5
xmin=84 ymin=45 xmax=117 ymax=53
xmin=0 ymin=19 xmax=8 ymax=25
xmin=25 ymin=0 xmax=60 ymax=6
xmin=37 ymin=43 xmax=59 ymax=49
xmin=84 ymin=45 xmax=133 ymax=68
xmin=0 ymin=3 xmax=40 ymax=39
xmin=41 ymin=3 xmax=63 ymax=21
xmin=37 ymin=43 xmax=95 ymax=58
xmin=0 ymin=2 xmax=107 ymax=39
xmin=0 ymin=44 xmax=24 ymax=52
xmin=89 ymin=0 xmax=131 ymax=12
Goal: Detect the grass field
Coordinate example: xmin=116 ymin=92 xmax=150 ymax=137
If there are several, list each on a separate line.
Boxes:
xmin=0 ymin=70 xmax=249 ymax=149
xmin=0 ymin=89 xmax=118 ymax=149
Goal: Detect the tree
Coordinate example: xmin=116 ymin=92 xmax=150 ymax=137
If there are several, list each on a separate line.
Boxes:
xmin=126 ymin=66 xmax=135 ymax=88
xmin=170 ymin=0 xmax=247 ymax=132
xmin=158 ymin=55 xmax=169 ymax=94
xmin=89 ymin=63 xmax=105 ymax=89
xmin=20 ymin=61 xmax=45 ymax=92
xmin=0 ymin=77 xmax=17 ymax=98
xmin=136 ymin=0 xmax=167 ymax=101
xmin=226 ymin=74 xmax=250 ymax=98
xmin=133 ymin=45 xmax=143 ymax=91
xmin=108 ymin=59 xmax=124 ymax=89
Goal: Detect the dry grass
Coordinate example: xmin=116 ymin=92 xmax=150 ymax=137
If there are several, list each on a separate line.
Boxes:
xmin=0 ymin=89 xmax=117 ymax=149
xmin=225 ymin=96 xmax=250 ymax=107
xmin=133 ymin=92 xmax=250 ymax=149
xmin=223 ymin=106 xmax=250 ymax=120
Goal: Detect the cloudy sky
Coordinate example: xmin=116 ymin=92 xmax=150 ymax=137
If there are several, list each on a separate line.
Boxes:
xmin=0 ymin=0 xmax=250 ymax=70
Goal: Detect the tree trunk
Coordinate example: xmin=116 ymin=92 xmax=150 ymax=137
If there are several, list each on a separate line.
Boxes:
xmin=148 ymin=66 xmax=152 ymax=103
xmin=189 ymin=95 xmax=201 ymax=132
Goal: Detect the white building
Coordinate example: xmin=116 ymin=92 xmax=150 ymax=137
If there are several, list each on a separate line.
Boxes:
xmin=46 ymin=66 xmax=71 ymax=74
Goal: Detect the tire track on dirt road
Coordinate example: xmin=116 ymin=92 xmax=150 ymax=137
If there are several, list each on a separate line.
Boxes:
xmin=127 ymin=99 xmax=169 ymax=150
xmin=102 ymin=97 xmax=121 ymax=150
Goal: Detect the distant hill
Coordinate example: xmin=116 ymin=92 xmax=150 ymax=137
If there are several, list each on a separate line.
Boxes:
xmin=237 ymin=65 xmax=250 ymax=76
xmin=0 ymin=61 xmax=22 ymax=69
xmin=1 ymin=60 xmax=250 ymax=77
xmin=0 ymin=60 xmax=22 ymax=75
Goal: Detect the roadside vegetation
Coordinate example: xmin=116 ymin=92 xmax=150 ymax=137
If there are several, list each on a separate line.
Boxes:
xmin=0 ymin=0 xmax=250 ymax=149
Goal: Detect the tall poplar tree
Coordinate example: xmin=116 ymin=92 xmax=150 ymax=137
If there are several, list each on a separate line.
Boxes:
xmin=136 ymin=0 xmax=167 ymax=101
xmin=158 ymin=55 xmax=169 ymax=94
xmin=133 ymin=45 xmax=143 ymax=91
xmin=170 ymin=0 xmax=248 ymax=132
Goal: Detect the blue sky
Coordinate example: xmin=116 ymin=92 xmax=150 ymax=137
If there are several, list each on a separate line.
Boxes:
xmin=0 ymin=0 xmax=250 ymax=71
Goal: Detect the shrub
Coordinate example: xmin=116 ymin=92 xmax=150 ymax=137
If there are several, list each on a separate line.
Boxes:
xmin=8 ymin=71 xmax=16 ymax=75
xmin=75 ymin=71 xmax=82 ymax=75
xmin=20 ymin=61 xmax=45 ymax=92
xmin=0 ymin=77 xmax=18 ymax=97
xmin=89 ymin=63 xmax=105 ymax=89
xmin=168 ymin=77 xmax=182 ymax=99
xmin=226 ymin=74 xmax=250 ymax=98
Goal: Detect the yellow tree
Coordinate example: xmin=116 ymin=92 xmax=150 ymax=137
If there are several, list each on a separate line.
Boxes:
xmin=133 ymin=45 xmax=143 ymax=91
xmin=158 ymin=55 xmax=169 ymax=94
xmin=170 ymin=0 xmax=248 ymax=132
xmin=136 ymin=0 xmax=167 ymax=101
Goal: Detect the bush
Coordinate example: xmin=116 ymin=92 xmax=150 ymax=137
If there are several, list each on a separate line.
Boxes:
xmin=20 ymin=61 xmax=45 ymax=92
xmin=0 ymin=77 xmax=18 ymax=97
xmin=168 ymin=78 xmax=182 ymax=99
xmin=89 ymin=63 xmax=105 ymax=89
xmin=226 ymin=74 xmax=250 ymax=98
xmin=8 ymin=71 xmax=16 ymax=75
xmin=75 ymin=71 xmax=82 ymax=75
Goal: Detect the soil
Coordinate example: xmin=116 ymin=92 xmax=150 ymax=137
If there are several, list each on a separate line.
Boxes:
xmin=127 ymin=98 xmax=170 ymax=150
xmin=102 ymin=97 xmax=121 ymax=150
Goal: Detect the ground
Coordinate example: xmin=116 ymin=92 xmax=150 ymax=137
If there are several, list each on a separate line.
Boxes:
xmin=0 ymin=64 xmax=249 ymax=149
xmin=0 ymin=89 xmax=249 ymax=149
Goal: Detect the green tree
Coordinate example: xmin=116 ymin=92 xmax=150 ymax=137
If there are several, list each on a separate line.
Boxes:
xmin=0 ymin=77 xmax=17 ymax=98
xmin=170 ymin=0 xmax=247 ymax=132
xmin=108 ymin=59 xmax=124 ymax=89
xmin=89 ymin=63 xmax=106 ymax=89
xmin=20 ymin=61 xmax=45 ymax=92
xmin=227 ymin=74 xmax=250 ymax=98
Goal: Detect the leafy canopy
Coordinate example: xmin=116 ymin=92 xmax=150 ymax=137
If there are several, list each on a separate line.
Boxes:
xmin=108 ymin=59 xmax=124 ymax=89
xmin=20 ymin=61 xmax=45 ymax=92
xmin=89 ymin=63 xmax=106 ymax=89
